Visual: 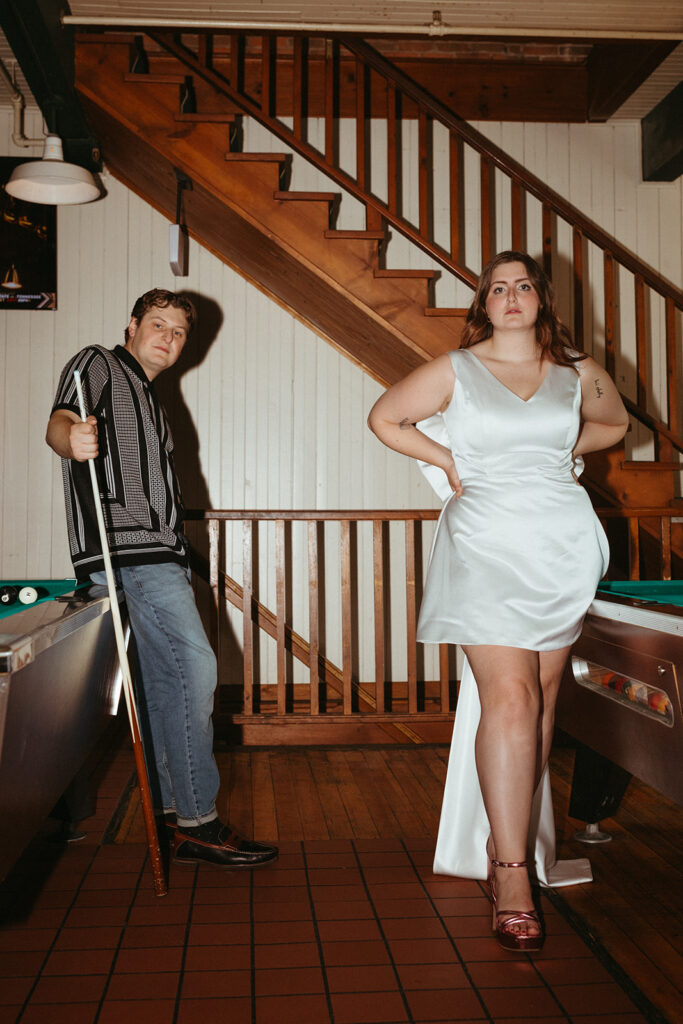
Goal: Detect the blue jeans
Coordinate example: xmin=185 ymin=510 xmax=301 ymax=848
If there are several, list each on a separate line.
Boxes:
xmin=91 ymin=562 xmax=220 ymax=827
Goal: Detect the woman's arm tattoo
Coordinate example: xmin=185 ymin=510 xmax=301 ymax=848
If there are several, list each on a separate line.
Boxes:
xmin=399 ymin=417 xmax=414 ymax=430
xmin=593 ymin=378 xmax=604 ymax=399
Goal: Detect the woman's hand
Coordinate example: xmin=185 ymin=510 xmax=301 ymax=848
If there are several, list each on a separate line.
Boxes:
xmin=445 ymin=456 xmax=463 ymax=497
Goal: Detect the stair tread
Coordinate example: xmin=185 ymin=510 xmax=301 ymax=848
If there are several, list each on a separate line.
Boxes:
xmin=175 ymin=112 xmax=236 ymax=122
xmin=272 ymin=189 xmax=335 ymax=200
xmin=124 ymin=72 xmax=186 ymax=84
xmin=375 ymin=268 xmax=435 ymax=280
xmin=425 ymin=307 xmax=468 ymax=316
xmin=225 ymin=152 xmax=289 ymax=162
xmin=324 ymin=229 xmax=385 ymax=239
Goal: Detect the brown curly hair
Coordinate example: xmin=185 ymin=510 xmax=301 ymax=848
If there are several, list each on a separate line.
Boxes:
xmin=460 ymin=251 xmax=584 ymax=367
xmin=124 ymin=288 xmax=196 ymax=341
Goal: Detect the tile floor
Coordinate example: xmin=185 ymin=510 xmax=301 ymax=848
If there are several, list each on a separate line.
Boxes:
xmin=0 ymin=741 xmax=663 ymax=1024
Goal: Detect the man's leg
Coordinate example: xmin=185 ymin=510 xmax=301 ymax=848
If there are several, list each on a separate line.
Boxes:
xmin=92 ymin=564 xmax=218 ymax=821
xmin=116 ymin=563 xmax=220 ymax=826
xmin=100 ymin=562 xmax=276 ymax=868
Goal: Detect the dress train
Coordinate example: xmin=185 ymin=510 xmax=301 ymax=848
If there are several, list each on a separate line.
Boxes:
xmin=433 ymin=657 xmax=592 ymax=887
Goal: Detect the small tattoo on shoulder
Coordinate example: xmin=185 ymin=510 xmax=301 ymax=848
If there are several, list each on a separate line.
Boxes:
xmin=594 ymin=378 xmax=604 ymax=398
xmin=399 ymin=417 xmax=413 ymax=430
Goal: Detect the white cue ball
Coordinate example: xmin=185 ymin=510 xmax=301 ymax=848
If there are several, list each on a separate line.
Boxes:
xmin=18 ymin=586 xmax=38 ymax=604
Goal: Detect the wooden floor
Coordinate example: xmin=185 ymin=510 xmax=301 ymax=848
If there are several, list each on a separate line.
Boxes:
xmin=549 ymin=747 xmax=683 ymax=1024
xmin=112 ymin=741 xmax=683 ymax=1024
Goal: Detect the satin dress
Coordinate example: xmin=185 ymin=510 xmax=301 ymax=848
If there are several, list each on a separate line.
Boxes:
xmin=417 ymin=348 xmax=608 ymax=886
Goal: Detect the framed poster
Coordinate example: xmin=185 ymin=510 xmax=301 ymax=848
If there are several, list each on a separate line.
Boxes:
xmin=0 ymin=157 xmax=56 ymax=310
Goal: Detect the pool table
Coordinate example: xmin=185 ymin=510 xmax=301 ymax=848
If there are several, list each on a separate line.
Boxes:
xmin=0 ymin=580 xmax=123 ymax=880
xmin=556 ymin=579 xmax=683 ymax=827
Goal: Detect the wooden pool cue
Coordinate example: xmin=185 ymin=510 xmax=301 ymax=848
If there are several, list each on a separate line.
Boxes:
xmin=73 ymin=370 xmax=167 ymax=897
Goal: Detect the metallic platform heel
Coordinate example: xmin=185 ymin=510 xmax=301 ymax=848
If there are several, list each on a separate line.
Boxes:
xmin=489 ymin=857 xmax=544 ymax=952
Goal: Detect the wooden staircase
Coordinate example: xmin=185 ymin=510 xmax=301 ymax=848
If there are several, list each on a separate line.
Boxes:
xmin=74 ymin=30 xmax=682 ymax=579
xmin=75 ymin=37 xmax=466 ymax=386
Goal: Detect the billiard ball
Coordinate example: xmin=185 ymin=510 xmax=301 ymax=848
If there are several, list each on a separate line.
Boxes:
xmin=648 ymin=691 xmax=671 ymax=715
xmin=0 ymin=585 xmax=18 ymax=605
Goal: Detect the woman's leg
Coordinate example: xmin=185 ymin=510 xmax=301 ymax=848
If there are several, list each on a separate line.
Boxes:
xmin=463 ymin=644 xmax=541 ymax=938
xmin=535 ymin=646 xmax=572 ymax=787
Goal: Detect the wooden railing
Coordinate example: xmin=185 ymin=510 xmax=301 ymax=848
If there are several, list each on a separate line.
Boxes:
xmin=149 ymin=31 xmax=683 ymax=455
xmin=186 ymin=506 xmax=677 ymax=738
xmin=598 ymin=506 xmax=677 ymax=581
xmin=187 ymin=510 xmax=450 ymax=742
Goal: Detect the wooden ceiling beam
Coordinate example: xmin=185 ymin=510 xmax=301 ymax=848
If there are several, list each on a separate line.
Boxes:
xmin=587 ymin=41 xmax=678 ymax=122
xmin=642 ymin=81 xmax=683 ymax=181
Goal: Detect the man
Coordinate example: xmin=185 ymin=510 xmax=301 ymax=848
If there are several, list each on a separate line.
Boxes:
xmin=46 ymin=288 xmax=277 ymax=869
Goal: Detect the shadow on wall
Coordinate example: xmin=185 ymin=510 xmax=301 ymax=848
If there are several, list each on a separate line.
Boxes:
xmin=154 ymin=292 xmax=244 ymax=693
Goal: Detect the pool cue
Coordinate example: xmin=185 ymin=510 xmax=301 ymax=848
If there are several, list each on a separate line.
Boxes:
xmin=73 ymin=370 xmax=168 ymax=897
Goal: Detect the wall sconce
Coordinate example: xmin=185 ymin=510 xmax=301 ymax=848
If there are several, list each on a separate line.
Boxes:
xmin=170 ymin=168 xmax=192 ymax=277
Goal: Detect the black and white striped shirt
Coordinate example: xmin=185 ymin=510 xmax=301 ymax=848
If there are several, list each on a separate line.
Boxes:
xmin=52 ymin=345 xmax=188 ymax=578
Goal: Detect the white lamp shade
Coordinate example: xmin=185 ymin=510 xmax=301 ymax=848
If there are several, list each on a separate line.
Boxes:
xmin=6 ymin=135 xmax=100 ymax=206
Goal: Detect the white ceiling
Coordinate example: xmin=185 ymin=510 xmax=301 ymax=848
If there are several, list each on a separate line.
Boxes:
xmin=0 ymin=35 xmax=34 ymax=108
xmin=64 ymin=1 xmax=683 ymax=37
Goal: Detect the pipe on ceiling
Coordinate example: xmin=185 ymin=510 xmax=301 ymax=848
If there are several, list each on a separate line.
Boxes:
xmin=61 ymin=15 xmax=683 ymax=41
xmin=0 ymin=57 xmax=44 ymax=147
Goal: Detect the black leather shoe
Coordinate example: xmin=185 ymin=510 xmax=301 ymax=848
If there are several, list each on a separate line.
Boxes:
xmin=173 ymin=819 xmax=278 ymax=869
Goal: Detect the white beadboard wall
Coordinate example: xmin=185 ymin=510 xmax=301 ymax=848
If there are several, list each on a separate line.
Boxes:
xmin=1 ymin=108 xmax=681 ymax=683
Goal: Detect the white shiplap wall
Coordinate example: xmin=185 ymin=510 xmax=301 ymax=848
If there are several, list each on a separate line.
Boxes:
xmin=1 ymin=108 xmax=681 ymax=681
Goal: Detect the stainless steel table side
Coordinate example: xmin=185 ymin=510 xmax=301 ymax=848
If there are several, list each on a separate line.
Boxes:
xmin=0 ymin=589 xmax=122 ymax=880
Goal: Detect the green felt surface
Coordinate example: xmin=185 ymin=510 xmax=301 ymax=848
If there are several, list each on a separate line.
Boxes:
xmin=0 ymin=579 xmax=83 ymax=620
xmin=597 ymin=580 xmax=683 ymax=607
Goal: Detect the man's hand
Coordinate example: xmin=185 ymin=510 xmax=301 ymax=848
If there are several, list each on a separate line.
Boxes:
xmin=46 ymin=409 xmax=99 ymax=461
xmin=69 ymin=416 xmax=99 ymax=461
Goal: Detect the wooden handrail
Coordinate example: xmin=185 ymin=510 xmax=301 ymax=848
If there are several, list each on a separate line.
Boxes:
xmin=595 ymin=506 xmax=681 ymax=518
xmin=151 ymin=30 xmax=683 ymax=310
xmin=146 ymin=28 xmax=682 ymax=455
xmin=187 ymin=507 xmax=677 ymax=519
xmin=186 ymin=509 xmax=441 ymax=520
xmin=148 ymin=29 xmax=478 ymax=288
xmin=343 ymin=38 xmax=683 ymax=307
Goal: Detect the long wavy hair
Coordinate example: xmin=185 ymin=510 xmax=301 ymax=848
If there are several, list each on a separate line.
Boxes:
xmin=460 ymin=251 xmax=584 ymax=367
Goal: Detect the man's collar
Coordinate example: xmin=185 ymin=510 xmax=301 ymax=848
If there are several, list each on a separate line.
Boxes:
xmin=114 ymin=344 xmax=152 ymax=385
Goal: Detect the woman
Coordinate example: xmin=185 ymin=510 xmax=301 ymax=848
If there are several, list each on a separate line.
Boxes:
xmin=368 ymin=251 xmax=628 ymax=951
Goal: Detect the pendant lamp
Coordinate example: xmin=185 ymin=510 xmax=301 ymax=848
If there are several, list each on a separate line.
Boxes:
xmin=6 ymin=134 xmax=99 ymax=206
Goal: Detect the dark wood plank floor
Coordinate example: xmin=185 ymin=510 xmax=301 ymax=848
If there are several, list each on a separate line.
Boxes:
xmin=115 ymin=742 xmax=683 ymax=1024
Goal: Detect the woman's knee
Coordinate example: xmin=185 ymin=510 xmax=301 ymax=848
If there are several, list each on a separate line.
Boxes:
xmin=480 ymin=674 xmax=540 ymax=720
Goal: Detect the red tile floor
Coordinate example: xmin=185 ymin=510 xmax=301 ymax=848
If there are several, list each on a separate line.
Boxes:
xmin=0 ymin=741 xmax=666 ymax=1024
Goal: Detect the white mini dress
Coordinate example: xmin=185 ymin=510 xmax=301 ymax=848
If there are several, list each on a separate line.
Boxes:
xmin=417 ymin=348 xmax=609 ymax=650
xmin=416 ymin=348 xmax=607 ymax=886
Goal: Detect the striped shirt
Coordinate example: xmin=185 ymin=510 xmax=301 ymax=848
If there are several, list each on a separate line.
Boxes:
xmin=52 ymin=345 xmax=188 ymax=578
